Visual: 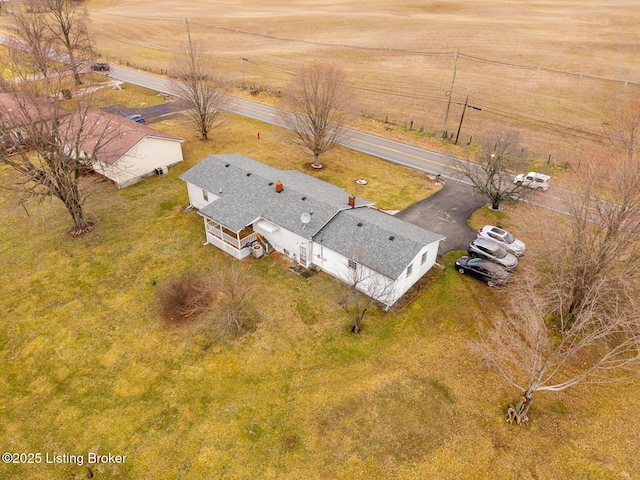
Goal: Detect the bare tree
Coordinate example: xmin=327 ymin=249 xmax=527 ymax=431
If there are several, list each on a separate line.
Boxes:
xmin=455 ymin=128 xmax=527 ymax=210
xmin=6 ymin=0 xmax=56 ymax=81
xmin=335 ymin=261 xmax=394 ymax=335
xmin=0 ymin=77 xmax=120 ymax=235
xmin=41 ymin=0 xmax=93 ymax=85
xmin=280 ymin=63 xmax=353 ymax=168
xmin=476 ymin=105 xmax=640 ymax=424
xmin=476 ymin=280 xmax=640 ymax=425
xmin=171 ymin=41 xmax=229 ymax=141
xmin=540 ymin=104 xmax=640 ymax=322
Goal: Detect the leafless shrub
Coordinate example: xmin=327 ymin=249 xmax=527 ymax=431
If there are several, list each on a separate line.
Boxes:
xmin=334 ymin=261 xmax=394 ymax=335
xmin=157 ymin=272 xmax=211 ymax=324
xmin=209 ymin=261 xmax=259 ymax=337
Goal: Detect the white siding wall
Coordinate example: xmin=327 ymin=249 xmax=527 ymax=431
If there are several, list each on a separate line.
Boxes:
xmin=388 ymin=241 xmax=440 ymax=305
xmin=312 ymin=240 xmax=440 ymax=308
xmin=311 ymin=243 xmax=396 ymax=306
xmin=186 ymin=182 xmax=219 ymax=210
xmin=94 ymin=137 xmax=183 ymax=189
xmin=253 ymin=220 xmax=310 ymax=264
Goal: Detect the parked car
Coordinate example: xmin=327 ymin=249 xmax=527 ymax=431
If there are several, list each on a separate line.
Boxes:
xmin=513 ymin=171 xmax=550 ymax=191
xmin=477 ymin=225 xmax=526 ymax=256
xmin=455 ymin=256 xmax=510 ymax=287
xmin=468 ymin=237 xmax=518 ymax=270
xmin=126 ymin=114 xmax=145 ymax=124
xmin=91 ymin=61 xmax=110 ymax=72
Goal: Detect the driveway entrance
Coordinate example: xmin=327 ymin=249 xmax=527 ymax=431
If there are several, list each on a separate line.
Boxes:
xmin=396 ymin=182 xmax=486 ymax=255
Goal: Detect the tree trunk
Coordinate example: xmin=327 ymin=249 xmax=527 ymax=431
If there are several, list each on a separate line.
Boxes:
xmin=311 ymin=152 xmax=322 ymax=168
xmin=506 ymin=389 xmax=534 ymax=425
xmin=64 ymin=195 xmax=93 ymax=236
xmin=67 ymin=49 xmax=82 ymax=86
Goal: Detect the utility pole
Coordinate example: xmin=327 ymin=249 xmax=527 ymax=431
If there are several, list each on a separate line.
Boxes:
xmin=442 ymin=49 xmax=459 ymax=140
xmin=185 ymin=18 xmax=196 ymax=72
xmin=455 ymin=95 xmax=481 ymax=145
xmin=241 ymin=57 xmax=248 ymax=89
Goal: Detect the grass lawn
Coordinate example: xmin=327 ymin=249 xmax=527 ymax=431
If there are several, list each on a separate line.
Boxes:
xmin=1 ymin=109 xmax=639 ymax=478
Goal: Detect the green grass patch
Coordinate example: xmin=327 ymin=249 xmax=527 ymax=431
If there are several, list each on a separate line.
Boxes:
xmin=1 ymin=108 xmax=639 ymax=479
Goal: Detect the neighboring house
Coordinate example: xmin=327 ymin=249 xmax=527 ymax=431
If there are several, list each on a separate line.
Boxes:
xmin=74 ymin=111 xmax=184 ymax=189
xmin=0 ymin=92 xmax=59 ymax=152
xmin=181 ymin=154 xmax=445 ymax=309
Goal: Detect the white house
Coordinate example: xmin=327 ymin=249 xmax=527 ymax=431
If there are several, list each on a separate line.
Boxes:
xmin=180 ymin=154 xmax=445 ymax=309
xmin=76 ymin=111 xmax=184 ymax=189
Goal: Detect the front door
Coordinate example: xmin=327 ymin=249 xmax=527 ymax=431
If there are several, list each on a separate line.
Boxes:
xmin=299 ymin=245 xmax=307 ymax=266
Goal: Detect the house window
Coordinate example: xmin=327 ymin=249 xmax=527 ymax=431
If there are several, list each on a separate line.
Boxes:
xmin=202 ymin=189 xmax=209 ymax=201
xmin=348 ymin=259 xmax=357 ymax=270
xmin=421 ymin=252 xmax=427 ymax=265
xmin=407 ymin=263 xmax=413 ymax=277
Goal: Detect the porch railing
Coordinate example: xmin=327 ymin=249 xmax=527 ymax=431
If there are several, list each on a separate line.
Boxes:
xmin=207 ymin=221 xmax=258 ymax=250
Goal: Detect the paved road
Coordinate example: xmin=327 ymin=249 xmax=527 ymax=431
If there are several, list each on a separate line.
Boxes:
xmin=105 ymin=66 xmax=573 ymax=204
xmin=106 ymin=66 xmax=474 ymax=182
xmin=103 ymin=65 xmax=572 ymax=252
xmin=0 ymin=34 xmax=574 ymax=238
xmin=101 ymin=98 xmax=188 ymax=124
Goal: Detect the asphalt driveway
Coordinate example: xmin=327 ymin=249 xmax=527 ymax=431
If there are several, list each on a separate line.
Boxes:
xmin=101 ymin=98 xmax=188 ymax=124
xmin=396 ymin=182 xmax=486 ymax=255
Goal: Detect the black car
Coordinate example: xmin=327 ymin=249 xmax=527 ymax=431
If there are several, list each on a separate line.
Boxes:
xmin=455 ymin=256 xmax=510 ymax=287
xmin=91 ymin=62 xmax=110 ymax=72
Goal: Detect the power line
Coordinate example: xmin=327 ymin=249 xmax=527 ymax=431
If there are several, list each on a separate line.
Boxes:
xmin=90 ymin=11 xmax=627 ymax=145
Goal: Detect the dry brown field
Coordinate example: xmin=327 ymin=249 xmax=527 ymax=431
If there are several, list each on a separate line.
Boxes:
xmin=71 ymin=0 xmax=640 ymax=166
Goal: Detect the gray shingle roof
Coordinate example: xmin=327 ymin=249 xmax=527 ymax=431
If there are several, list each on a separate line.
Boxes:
xmin=180 ymin=154 xmax=373 ymax=235
xmin=180 ymin=154 xmax=444 ymax=279
xmin=315 ymin=206 xmax=444 ymax=278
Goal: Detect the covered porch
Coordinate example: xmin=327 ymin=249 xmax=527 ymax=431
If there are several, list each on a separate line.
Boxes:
xmin=204 ymin=218 xmax=259 ymax=259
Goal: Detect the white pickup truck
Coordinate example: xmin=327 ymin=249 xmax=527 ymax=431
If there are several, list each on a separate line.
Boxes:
xmin=514 ymin=172 xmax=550 ymax=191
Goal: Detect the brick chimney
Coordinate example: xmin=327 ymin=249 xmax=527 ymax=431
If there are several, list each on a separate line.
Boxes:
xmin=275 ymin=180 xmax=283 ymax=193
xmin=348 ymin=195 xmax=356 ymax=208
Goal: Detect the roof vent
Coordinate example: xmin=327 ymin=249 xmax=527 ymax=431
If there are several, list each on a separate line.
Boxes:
xmin=389 ymin=236 xmax=395 ymax=241
xmin=348 ymin=195 xmax=356 ymax=208
xmin=357 ymin=222 xmax=363 ymax=227
xmin=246 ymin=172 xmax=252 ymax=177
xmin=275 ymin=180 xmax=284 ymax=193
xmin=225 ymin=164 xmax=230 ymax=167
xmin=268 ymin=182 xmax=274 ymax=186
xmin=301 ymin=196 xmax=307 ymax=201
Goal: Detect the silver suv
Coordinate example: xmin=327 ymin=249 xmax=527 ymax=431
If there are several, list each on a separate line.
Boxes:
xmin=468 ymin=237 xmax=518 ymax=270
xmin=477 ymin=225 xmax=526 ymax=256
